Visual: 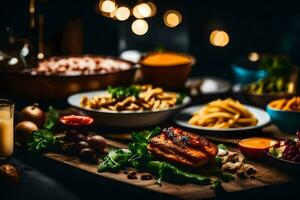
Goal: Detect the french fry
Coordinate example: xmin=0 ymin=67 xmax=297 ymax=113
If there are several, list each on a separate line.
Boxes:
xmin=269 ymin=96 xmax=300 ymax=111
xmin=188 ymin=98 xmax=258 ymax=129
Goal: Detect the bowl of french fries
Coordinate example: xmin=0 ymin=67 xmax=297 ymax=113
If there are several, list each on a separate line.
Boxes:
xmin=68 ymin=85 xmax=191 ymax=127
xmin=175 ymin=98 xmax=270 ymax=134
xmin=267 ymin=96 xmax=300 ymax=134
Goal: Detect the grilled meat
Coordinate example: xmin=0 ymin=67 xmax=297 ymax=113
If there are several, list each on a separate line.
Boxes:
xmin=147 ymin=127 xmax=217 ymax=167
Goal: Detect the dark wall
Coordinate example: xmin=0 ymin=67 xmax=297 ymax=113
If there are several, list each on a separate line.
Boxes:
xmin=1 ymin=0 xmax=300 ymax=79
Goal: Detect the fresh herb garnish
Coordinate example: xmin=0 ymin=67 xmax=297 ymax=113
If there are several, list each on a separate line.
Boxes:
xmin=214 ymin=156 xmax=223 ymax=168
xmin=27 ymin=129 xmax=62 ymax=153
xmin=147 ymin=160 xmax=211 ymax=185
xmin=43 ymin=106 xmax=59 ymax=130
xmin=98 ymin=149 xmax=133 ymax=172
xmin=176 ymin=93 xmax=186 ymax=105
xmin=108 ymin=85 xmax=140 ymax=99
xmin=217 ymin=144 xmax=228 ymax=151
xmin=128 ymin=127 xmax=161 ymax=168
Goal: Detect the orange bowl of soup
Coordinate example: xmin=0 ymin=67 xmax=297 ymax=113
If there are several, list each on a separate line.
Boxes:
xmin=239 ymin=137 xmax=278 ymax=159
xmin=139 ymin=52 xmax=195 ymax=90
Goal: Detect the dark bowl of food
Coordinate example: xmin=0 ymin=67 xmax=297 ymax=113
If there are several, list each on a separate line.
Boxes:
xmin=0 ymin=55 xmax=137 ymax=100
xmin=266 ymin=133 xmax=300 ymax=174
xmin=243 ymin=70 xmax=298 ymax=108
xmin=139 ymin=51 xmax=195 ymax=90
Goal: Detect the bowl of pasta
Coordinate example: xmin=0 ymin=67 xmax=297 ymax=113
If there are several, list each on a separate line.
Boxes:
xmin=267 ymin=96 xmax=300 ymax=134
xmin=175 ymin=98 xmax=271 ymax=134
xmin=68 ymin=85 xmax=191 ymax=127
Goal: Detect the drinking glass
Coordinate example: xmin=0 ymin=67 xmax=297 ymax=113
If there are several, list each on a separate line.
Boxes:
xmin=0 ymin=99 xmax=14 ymax=161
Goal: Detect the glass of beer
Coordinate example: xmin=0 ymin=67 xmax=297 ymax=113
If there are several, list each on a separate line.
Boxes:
xmin=0 ymin=99 xmax=14 ymax=160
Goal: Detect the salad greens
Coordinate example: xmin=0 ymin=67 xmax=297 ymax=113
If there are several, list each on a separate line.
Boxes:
xmin=147 ymin=161 xmax=211 ymax=185
xmin=28 ymin=106 xmax=61 ymax=154
xmin=98 ymin=149 xmax=133 ymax=172
xmin=43 ymin=106 xmax=59 ymax=130
xmin=27 ymin=129 xmax=62 ymax=153
xmin=98 ymin=127 xmax=234 ymax=187
xmin=98 ymin=127 xmax=160 ymax=172
xmin=108 ymin=85 xmax=140 ymax=99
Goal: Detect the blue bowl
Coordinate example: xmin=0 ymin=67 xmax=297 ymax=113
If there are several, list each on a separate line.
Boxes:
xmin=231 ymin=64 xmax=268 ymax=84
xmin=266 ymin=105 xmax=300 ymax=134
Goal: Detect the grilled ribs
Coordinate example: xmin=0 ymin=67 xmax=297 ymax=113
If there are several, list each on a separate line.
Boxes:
xmin=147 ymin=127 xmax=218 ymax=167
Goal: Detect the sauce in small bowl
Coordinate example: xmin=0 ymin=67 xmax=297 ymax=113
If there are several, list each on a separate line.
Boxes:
xmin=60 ymin=115 xmax=94 ymax=127
xmin=239 ymin=137 xmax=278 ymax=159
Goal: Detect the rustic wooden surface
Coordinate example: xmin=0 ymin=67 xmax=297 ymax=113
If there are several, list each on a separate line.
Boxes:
xmin=43 ymin=138 xmax=293 ymax=200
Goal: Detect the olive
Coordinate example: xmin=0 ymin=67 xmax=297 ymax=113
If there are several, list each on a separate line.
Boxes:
xmin=79 ymin=148 xmax=96 ymax=160
xmin=65 ymin=130 xmax=86 ymax=142
xmin=86 ymin=133 xmax=96 ymax=141
xmin=20 ymin=103 xmax=44 ymax=128
xmin=14 ymin=121 xmax=39 ymax=144
xmin=64 ymin=142 xmax=77 ymax=155
xmin=141 ymin=173 xmax=152 ymax=180
xmin=75 ymin=141 xmax=89 ymax=152
xmin=87 ymin=135 xmax=106 ymax=152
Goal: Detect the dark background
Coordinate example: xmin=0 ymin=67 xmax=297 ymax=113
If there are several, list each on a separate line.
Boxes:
xmin=1 ymin=2 xmax=300 ymax=199
xmin=1 ymin=0 xmax=300 ymax=80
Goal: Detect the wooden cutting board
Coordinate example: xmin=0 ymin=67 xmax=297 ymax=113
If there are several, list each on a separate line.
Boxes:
xmin=43 ymin=138 xmax=293 ymax=200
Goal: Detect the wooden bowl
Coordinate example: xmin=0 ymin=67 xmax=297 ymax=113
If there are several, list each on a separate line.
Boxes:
xmin=139 ymin=52 xmax=195 ymax=90
xmin=0 ymin=55 xmax=137 ymax=100
xmin=244 ymin=91 xmax=296 ymax=108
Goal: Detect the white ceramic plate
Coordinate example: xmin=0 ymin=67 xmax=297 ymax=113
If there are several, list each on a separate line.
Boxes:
xmin=174 ymin=105 xmax=271 ymax=134
xmin=68 ymin=91 xmax=191 ymax=127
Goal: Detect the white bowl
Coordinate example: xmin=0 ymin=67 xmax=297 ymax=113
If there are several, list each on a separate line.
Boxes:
xmin=68 ymin=91 xmax=191 ymax=127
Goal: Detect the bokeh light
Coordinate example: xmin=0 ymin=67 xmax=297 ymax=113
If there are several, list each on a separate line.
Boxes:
xmin=115 ymin=6 xmax=130 ymax=21
xmin=131 ymin=19 xmax=148 ymax=35
xmin=133 ymin=3 xmax=155 ymax=18
xmin=248 ymin=52 xmax=260 ymax=62
xmin=163 ymin=10 xmax=182 ymax=28
xmin=210 ymin=30 xmax=229 ymax=47
xmin=37 ymin=52 xmax=44 ymax=59
xmin=100 ymin=0 xmax=116 ymax=13
xmin=136 ymin=3 xmax=151 ymax=18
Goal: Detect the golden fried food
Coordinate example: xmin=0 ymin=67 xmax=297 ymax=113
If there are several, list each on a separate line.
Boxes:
xmin=80 ymin=85 xmax=179 ymax=111
xmin=268 ymin=96 xmax=300 ymax=111
xmin=188 ymin=98 xmax=258 ymax=129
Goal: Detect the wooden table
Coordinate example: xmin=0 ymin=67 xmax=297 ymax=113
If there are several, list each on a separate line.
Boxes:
xmin=43 ymin=129 xmax=294 ymax=200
